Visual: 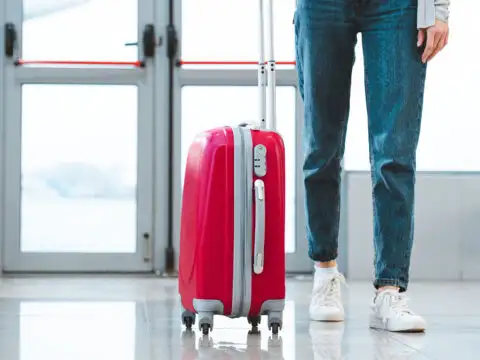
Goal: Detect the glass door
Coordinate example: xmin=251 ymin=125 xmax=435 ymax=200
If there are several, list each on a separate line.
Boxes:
xmin=173 ymin=0 xmax=311 ymax=273
xmin=1 ymin=0 xmax=165 ymax=272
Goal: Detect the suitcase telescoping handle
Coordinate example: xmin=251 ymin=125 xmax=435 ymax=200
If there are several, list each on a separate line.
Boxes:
xmin=253 ymin=0 xmax=275 ymax=275
xmin=257 ymin=0 xmax=276 ymax=131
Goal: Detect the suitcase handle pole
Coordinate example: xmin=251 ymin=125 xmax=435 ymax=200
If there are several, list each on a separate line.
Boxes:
xmin=253 ymin=179 xmax=266 ymax=274
xmin=266 ymin=0 xmax=276 ymax=131
xmin=258 ymin=0 xmax=267 ymax=130
xmin=258 ymin=0 xmax=276 ymax=130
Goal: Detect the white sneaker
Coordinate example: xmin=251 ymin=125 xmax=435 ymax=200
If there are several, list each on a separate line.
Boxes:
xmin=309 ymin=272 xmax=345 ymax=322
xmin=369 ymin=290 xmax=426 ymax=332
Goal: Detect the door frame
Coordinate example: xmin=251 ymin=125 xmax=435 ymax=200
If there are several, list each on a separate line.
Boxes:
xmin=1 ymin=0 xmax=168 ymax=272
xmin=170 ymin=0 xmax=312 ymax=273
xmin=0 ymin=1 xmax=6 ymax=271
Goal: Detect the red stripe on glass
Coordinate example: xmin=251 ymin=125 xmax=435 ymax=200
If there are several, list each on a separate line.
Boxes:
xmin=179 ymin=60 xmax=296 ymax=65
xmin=16 ymin=60 xmax=143 ymax=67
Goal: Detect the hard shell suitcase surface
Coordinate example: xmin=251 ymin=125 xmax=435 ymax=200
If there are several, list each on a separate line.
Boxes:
xmin=178 ymin=0 xmax=286 ymax=335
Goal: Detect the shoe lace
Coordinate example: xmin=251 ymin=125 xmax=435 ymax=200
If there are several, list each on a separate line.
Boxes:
xmin=390 ymin=293 xmax=413 ymax=314
xmin=377 ymin=292 xmax=415 ymax=324
xmin=313 ymin=273 xmax=346 ymax=307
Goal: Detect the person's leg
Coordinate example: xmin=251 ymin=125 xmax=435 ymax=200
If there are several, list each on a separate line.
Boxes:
xmin=360 ymin=0 xmax=427 ymax=331
xmin=295 ymin=0 xmax=357 ymax=321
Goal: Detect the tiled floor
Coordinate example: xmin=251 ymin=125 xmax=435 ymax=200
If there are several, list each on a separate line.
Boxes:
xmin=0 ymin=276 xmax=478 ymax=359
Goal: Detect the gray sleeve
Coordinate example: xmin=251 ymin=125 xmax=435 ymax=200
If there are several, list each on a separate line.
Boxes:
xmin=417 ymin=0 xmax=450 ymax=28
xmin=435 ymin=0 xmax=450 ymax=23
xmin=418 ymin=0 xmax=436 ymax=28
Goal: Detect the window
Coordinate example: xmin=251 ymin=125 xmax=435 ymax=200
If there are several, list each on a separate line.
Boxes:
xmin=21 ymin=85 xmax=138 ymax=253
xmin=22 ymin=0 xmax=138 ymax=61
xmin=344 ymin=36 xmax=369 ymax=171
xmin=416 ymin=3 xmax=479 ymax=171
xmin=344 ymin=4 xmax=480 ymax=171
xmin=181 ymin=0 xmax=295 ymax=67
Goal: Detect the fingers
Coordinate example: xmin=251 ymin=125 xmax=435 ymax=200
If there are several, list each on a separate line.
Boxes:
xmin=421 ymin=30 xmax=437 ymax=63
xmin=429 ymin=34 xmax=442 ymax=61
xmin=444 ymin=28 xmax=450 ymax=46
xmin=421 ymin=23 xmax=450 ymax=63
xmin=417 ymin=29 xmax=425 ymax=47
xmin=429 ymin=35 xmax=447 ymax=61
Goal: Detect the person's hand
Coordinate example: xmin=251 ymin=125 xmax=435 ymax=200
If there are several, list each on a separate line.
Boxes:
xmin=417 ymin=19 xmax=449 ymax=63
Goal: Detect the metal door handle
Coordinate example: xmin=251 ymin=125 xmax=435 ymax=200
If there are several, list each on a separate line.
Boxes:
xmin=143 ymin=233 xmax=151 ymax=262
xmin=4 ymin=23 xmax=17 ymax=58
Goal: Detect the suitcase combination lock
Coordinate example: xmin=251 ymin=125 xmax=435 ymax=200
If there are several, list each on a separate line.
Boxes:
xmin=253 ymin=144 xmax=267 ymax=177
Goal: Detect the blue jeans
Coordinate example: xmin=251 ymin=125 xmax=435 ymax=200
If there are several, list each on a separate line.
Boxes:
xmin=294 ymin=0 xmax=427 ymax=291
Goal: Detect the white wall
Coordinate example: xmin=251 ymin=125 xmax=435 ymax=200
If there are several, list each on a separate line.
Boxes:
xmin=345 ymin=172 xmax=480 ymax=281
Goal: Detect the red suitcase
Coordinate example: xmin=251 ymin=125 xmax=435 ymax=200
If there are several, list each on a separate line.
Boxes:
xmin=178 ymin=0 xmax=285 ymax=336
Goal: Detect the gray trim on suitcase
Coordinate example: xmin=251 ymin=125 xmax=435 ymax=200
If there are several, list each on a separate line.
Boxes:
xmin=232 ymin=127 xmax=244 ymax=317
xmin=230 ymin=127 xmax=254 ymax=318
xmin=193 ymin=299 xmax=225 ymax=314
xmin=260 ymin=299 xmax=285 ymax=314
xmin=241 ymin=128 xmax=253 ymax=317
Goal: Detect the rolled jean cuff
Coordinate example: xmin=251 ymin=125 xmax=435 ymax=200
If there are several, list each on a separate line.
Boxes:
xmin=374 ymin=278 xmax=408 ymax=292
xmin=308 ymin=249 xmax=338 ymax=263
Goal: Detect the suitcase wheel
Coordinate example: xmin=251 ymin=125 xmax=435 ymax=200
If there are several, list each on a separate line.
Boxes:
xmin=198 ymin=312 xmax=214 ymax=335
xmin=181 ymin=306 xmax=196 ymax=330
xmin=270 ymin=323 xmax=280 ymax=335
xmin=267 ymin=311 xmax=283 ymax=335
xmin=248 ymin=316 xmax=261 ymax=335
xmin=183 ymin=315 xmax=195 ymax=330
xmin=200 ymin=323 xmax=211 ymax=336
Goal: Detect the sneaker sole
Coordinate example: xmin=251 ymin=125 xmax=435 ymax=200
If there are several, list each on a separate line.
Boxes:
xmin=310 ymin=313 xmax=345 ymax=322
xmin=369 ymin=315 xmax=425 ymax=333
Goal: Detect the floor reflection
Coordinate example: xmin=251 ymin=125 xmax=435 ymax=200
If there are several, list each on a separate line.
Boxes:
xmin=19 ymin=302 xmax=137 ymax=360
xmin=309 ymin=322 xmax=344 ymax=360
xmin=0 ymin=278 xmax=477 ymax=360
xmin=181 ymin=330 xmax=284 ymax=360
xmin=370 ymin=331 xmax=427 ymax=360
